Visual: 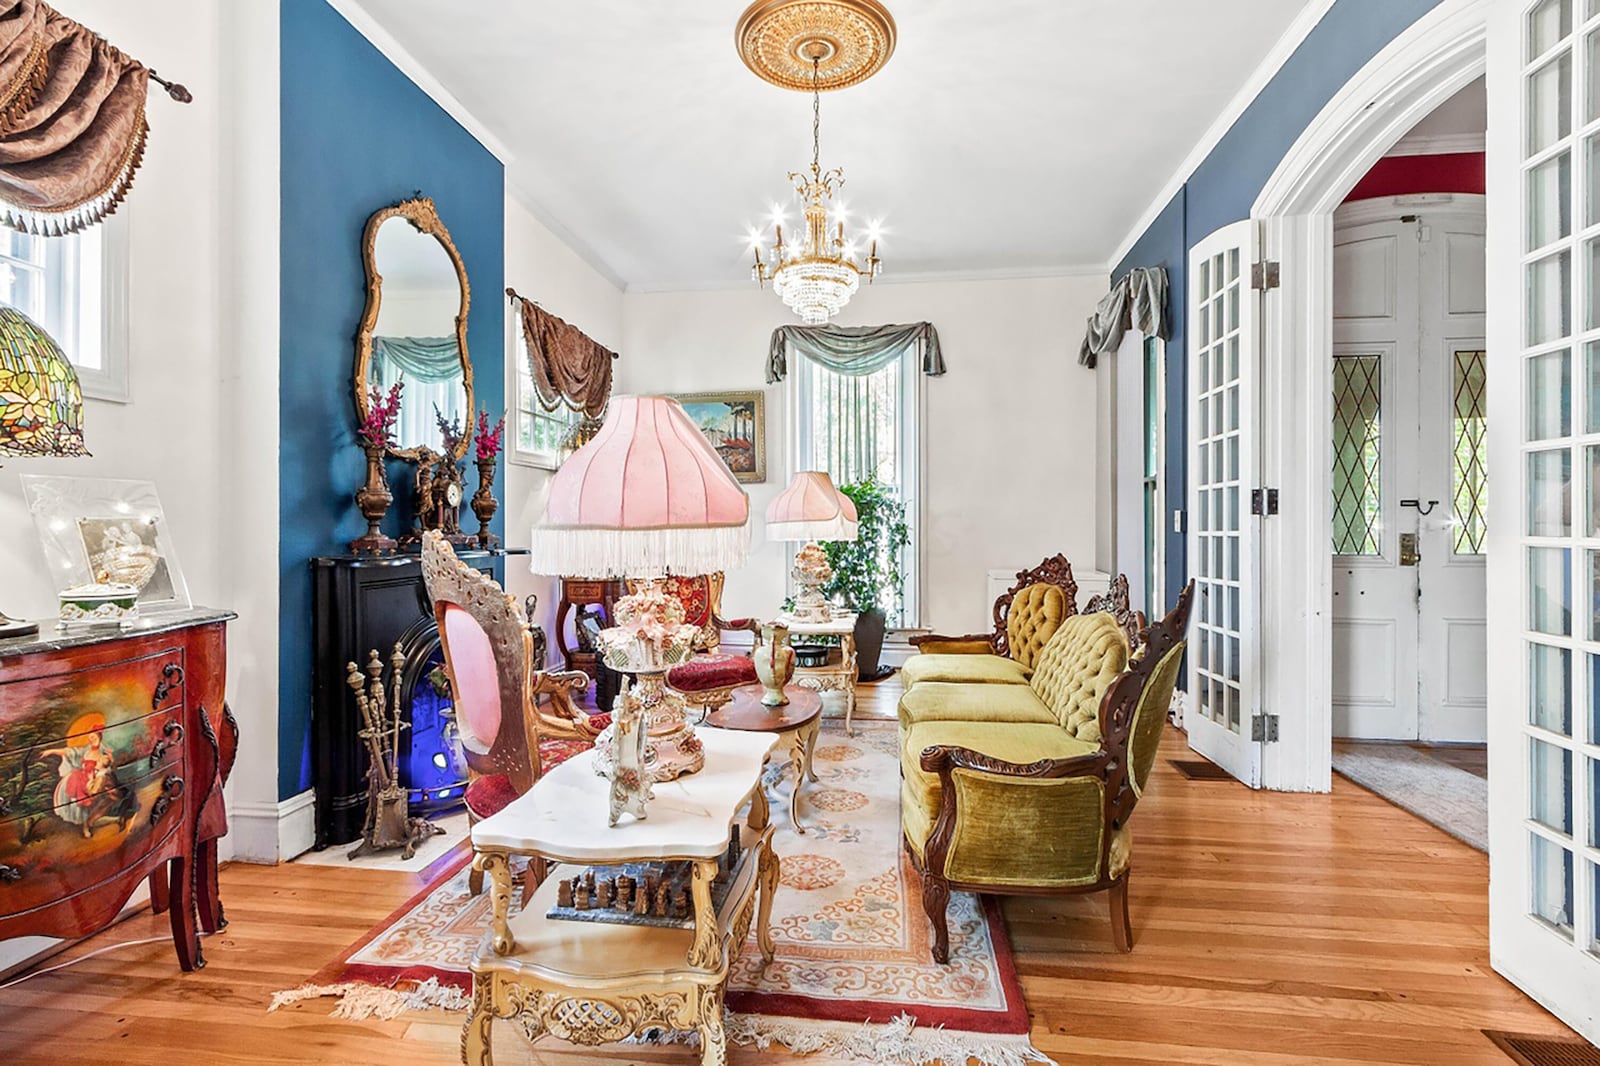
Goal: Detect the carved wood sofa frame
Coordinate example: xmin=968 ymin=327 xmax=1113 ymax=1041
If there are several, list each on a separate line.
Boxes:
xmin=907 ymin=581 xmax=1194 ymax=962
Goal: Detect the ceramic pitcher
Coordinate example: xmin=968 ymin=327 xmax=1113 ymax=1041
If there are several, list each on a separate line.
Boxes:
xmin=754 ymin=621 xmax=796 ymax=706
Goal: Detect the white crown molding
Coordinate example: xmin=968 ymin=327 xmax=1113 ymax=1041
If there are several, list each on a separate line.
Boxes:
xmin=1384 ymin=131 xmax=1485 ymax=157
xmin=624 ymin=263 xmax=1107 ymax=295
xmin=506 ymin=180 xmax=629 ymax=293
xmin=1104 ymin=0 xmax=1340 ymax=271
xmin=324 ymin=0 xmax=513 ymax=165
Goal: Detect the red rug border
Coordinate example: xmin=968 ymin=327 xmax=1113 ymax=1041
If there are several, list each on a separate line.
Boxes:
xmin=310 ymin=847 xmax=475 ymax=987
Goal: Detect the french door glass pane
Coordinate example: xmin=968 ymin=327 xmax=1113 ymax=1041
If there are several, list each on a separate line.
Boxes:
xmin=1529 ymin=250 xmax=1574 ymax=344
xmin=1531 ymin=738 xmax=1575 ymax=834
xmin=1529 ymin=51 xmax=1574 ymax=156
xmin=1591 ymin=654 xmax=1600 ymax=736
xmin=1532 ymin=0 xmax=1574 ymax=60
xmin=1528 ymin=349 xmax=1573 ymax=439
xmin=1530 ymin=151 xmax=1573 ymax=250
xmin=1530 ymin=547 xmax=1573 ymax=635
xmin=1532 ymin=833 xmax=1576 ymax=937
xmin=1588 ymin=445 xmax=1600 ymax=533
xmin=1589 ymin=558 xmax=1600 ymax=637
xmin=1332 ymin=354 xmax=1382 ymax=554
xmin=1588 ymin=239 xmax=1600 ymax=328
xmin=1589 ymin=29 xmax=1600 ymax=120
xmin=1590 ymin=759 xmax=1599 ymax=847
xmin=1453 ymin=350 xmax=1488 ymax=553
xmin=1587 ymin=342 xmax=1600 ymax=432
xmin=1588 ymin=136 xmax=1600 ymax=224
xmin=1528 ymin=448 xmax=1572 ymax=536
xmin=1532 ymin=643 xmax=1574 ymax=736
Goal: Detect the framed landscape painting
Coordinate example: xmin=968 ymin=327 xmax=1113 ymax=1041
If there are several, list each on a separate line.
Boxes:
xmin=672 ymin=390 xmax=765 ymax=483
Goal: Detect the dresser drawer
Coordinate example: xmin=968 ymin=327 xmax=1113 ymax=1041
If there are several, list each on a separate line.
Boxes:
xmin=0 ymin=758 xmax=186 ymax=918
xmin=0 ymin=706 xmax=185 ymax=824
xmin=0 ymin=648 xmax=186 ymax=757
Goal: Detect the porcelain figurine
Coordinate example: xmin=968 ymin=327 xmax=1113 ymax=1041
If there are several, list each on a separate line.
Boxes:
xmin=753 ymin=621 xmax=796 ymax=706
xmin=606 ymin=680 xmax=654 ymax=827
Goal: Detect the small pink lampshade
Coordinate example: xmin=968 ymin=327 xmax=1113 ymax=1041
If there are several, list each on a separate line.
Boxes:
xmin=765 ymin=470 xmax=859 ymax=543
xmin=530 ymin=395 xmax=751 ymax=577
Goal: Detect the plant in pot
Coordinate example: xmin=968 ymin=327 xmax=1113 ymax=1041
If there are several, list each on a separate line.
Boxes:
xmin=822 ymin=478 xmax=908 ymax=682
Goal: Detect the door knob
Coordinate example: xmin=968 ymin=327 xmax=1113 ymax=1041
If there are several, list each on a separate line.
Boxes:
xmin=1399 ymin=532 xmax=1420 ymax=566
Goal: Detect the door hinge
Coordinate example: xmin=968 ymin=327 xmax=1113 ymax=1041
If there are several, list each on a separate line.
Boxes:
xmin=1250 ymin=488 xmax=1279 ymax=516
xmin=1252 ymin=713 xmax=1279 ymax=743
xmin=1251 ymin=260 xmax=1280 ymax=291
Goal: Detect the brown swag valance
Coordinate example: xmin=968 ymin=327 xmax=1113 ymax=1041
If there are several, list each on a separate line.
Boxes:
xmin=514 ymin=293 xmax=616 ymax=418
xmin=0 ymin=0 xmax=178 ymax=234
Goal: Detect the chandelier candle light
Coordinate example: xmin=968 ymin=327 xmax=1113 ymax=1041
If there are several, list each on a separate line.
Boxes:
xmin=740 ymin=0 xmax=896 ymax=324
xmin=766 ymin=470 xmax=858 ymax=623
xmin=530 ymin=396 xmax=751 ymax=812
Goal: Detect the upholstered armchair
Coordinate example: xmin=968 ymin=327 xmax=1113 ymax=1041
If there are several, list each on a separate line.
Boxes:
xmin=902 ymin=583 xmax=1193 ymax=962
xmin=627 ymin=573 xmax=762 ymax=713
xmin=421 ymin=533 xmax=603 ymax=894
xmin=902 ymin=554 xmax=1080 ymax=691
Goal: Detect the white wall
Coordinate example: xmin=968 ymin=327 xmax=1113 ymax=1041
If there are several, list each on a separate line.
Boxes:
xmin=501 ymin=189 xmax=624 ymax=662
xmin=620 ymin=273 xmax=1108 ymax=632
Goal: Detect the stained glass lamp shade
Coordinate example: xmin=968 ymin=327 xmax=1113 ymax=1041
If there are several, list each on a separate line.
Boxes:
xmin=0 ymin=306 xmax=89 ymax=638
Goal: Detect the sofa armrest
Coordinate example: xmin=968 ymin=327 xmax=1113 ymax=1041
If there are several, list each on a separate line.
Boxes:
xmin=908 ymin=633 xmax=996 ymax=655
xmin=919 ymin=744 xmax=1106 ymax=781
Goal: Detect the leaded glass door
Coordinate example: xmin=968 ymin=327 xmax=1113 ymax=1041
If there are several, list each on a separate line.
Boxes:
xmin=1186 ymin=220 xmax=1261 ymax=788
xmin=1485 ymin=0 xmax=1600 ymax=1042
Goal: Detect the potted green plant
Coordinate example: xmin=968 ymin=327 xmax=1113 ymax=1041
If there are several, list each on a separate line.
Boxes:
xmin=822 ymin=477 xmax=909 ymax=681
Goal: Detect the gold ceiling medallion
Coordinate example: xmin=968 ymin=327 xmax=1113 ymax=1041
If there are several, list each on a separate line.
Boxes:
xmin=735 ymin=0 xmax=896 ymax=92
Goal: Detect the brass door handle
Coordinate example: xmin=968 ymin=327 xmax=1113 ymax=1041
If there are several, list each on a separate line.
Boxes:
xmin=1399 ymin=532 xmax=1420 ymax=566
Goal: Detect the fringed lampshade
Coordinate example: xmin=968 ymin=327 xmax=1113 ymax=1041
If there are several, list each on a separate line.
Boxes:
xmin=0 ymin=306 xmax=88 ymax=458
xmin=765 ymin=470 xmax=857 ymax=622
xmin=530 ymin=395 xmax=750 ymax=578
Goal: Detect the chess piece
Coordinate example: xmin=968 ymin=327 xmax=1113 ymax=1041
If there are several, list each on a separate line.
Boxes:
xmin=653 ymin=883 xmax=670 ymax=917
xmin=596 ymin=878 xmax=612 ymax=909
xmin=617 ymin=875 xmax=634 ymax=910
xmin=645 ymin=874 xmax=659 ymax=902
xmin=674 ymin=889 xmax=690 ymax=919
xmin=557 ymin=878 xmax=574 ymax=909
xmin=576 ymin=882 xmax=590 ymax=910
xmin=634 ymin=886 xmax=650 ymax=916
xmin=728 ymin=826 xmax=742 ymax=869
xmin=584 ymin=869 xmax=596 ymax=893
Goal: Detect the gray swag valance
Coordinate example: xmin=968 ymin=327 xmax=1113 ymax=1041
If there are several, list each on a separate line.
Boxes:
xmin=767 ymin=322 xmax=945 ymax=383
xmin=1077 ymin=266 xmax=1168 ymax=369
xmin=371 ymin=336 xmax=461 ymax=383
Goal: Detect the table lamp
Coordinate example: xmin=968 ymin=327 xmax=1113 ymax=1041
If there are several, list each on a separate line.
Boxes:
xmin=0 ymin=307 xmax=90 ymax=638
xmin=530 ymin=395 xmax=750 ymax=794
xmin=765 ymin=470 xmax=858 ymax=623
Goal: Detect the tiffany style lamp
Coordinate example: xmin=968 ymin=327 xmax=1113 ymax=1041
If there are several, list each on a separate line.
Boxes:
xmin=0 ymin=306 xmax=90 ymax=638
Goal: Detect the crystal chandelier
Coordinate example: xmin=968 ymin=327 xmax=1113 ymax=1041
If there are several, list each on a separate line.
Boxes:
xmin=749 ymin=52 xmax=883 ymax=325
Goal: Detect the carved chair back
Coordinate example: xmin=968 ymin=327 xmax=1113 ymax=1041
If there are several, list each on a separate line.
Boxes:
xmin=626 ymin=572 xmax=726 ymax=653
xmin=1100 ymin=581 xmax=1194 ymax=830
xmin=1081 ymin=574 xmax=1149 ymax=654
xmin=991 ymin=554 xmax=1079 ymax=665
xmin=422 ymin=532 xmax=542 ymax=796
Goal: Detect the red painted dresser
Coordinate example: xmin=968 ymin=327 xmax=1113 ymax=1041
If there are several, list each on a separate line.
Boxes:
xmin=0 ymin=609 xmax=236 ymax=971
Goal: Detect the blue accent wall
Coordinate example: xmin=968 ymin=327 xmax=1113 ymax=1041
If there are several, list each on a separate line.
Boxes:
xmin=1113 ymin=0 xmax=1442 ymax=607
xmin=278 ymin=0 xmax=505 ymax=799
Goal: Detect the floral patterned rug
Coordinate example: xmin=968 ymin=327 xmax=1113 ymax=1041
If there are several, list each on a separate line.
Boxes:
xmin=276 ymin=720 xmax=1049 ymax=1065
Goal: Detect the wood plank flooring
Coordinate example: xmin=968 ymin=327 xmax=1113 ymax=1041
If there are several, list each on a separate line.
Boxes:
xmin=0 ymin=676 xmax=1572 ymax=1064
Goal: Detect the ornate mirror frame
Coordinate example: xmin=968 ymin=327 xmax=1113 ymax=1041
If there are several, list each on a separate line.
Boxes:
xmin=353 ymin=196 xmax=474 ymax=463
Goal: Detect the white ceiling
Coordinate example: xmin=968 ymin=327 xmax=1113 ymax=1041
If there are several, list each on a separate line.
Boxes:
xmin=353 ymin=0 xmax=1322 ymax=290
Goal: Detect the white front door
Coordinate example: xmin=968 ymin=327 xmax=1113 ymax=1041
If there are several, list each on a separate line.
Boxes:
xmin=1485 ymin=0 xmax=1600 ymax=1042
xmin=1185 ymin=220 xmax=1262 ymax=788
xmin=1331 ymin=205 xmax=1489 ymax=742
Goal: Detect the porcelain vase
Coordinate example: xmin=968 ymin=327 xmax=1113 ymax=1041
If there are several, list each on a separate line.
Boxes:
xmin=754 ymin=621 xmax=795 ymax=706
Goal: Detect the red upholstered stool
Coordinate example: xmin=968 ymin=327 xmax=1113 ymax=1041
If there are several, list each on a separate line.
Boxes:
xmin=668 ymin=653 xmax=759 ymax=714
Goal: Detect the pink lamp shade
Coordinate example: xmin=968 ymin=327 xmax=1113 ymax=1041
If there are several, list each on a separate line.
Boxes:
xmin=530 ymin=395 xmax=750 ymax=577
xmin=765 ymin=470 xmax=859 ymax=543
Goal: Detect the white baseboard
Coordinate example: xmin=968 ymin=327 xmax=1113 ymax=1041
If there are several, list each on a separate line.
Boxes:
xmin=230 ymin=788 xmax=316 ymax=864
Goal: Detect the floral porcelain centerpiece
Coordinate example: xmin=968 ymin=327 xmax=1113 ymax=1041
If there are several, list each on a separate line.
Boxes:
xmin=593 ymin=583 xmax=705 ymax=790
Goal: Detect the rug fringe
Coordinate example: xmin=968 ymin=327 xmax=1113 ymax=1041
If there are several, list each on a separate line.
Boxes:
xmin=728 ymin=1011 xmax=1057 ymax=1066
xmin=268 ymin=978 xmax=471 ymax=1021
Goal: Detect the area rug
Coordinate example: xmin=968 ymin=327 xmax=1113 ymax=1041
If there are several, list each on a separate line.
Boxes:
xmin=272 ymin=720 xmax=1051 ymax=1065
xmin=1332 ymin=742 xmax=1487 ymax=852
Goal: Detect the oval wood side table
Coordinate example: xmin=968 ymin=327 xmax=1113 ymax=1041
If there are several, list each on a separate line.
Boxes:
xmin=703 ymin=684 xmax=823 ymax=835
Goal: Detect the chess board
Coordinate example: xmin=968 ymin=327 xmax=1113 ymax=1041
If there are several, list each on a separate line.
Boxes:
xmin=545 ymin=855 xmax=743 ymax=930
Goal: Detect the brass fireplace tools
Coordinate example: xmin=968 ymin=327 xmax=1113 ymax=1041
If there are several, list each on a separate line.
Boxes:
xmin=346 ymin=644 xmax=445 ymax=860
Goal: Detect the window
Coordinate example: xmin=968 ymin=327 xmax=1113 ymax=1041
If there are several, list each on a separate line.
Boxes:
xmin=1453 ymin=348 xmax=1489 ymax=553
xmin=0 ymin=217 xmax=127 ymax=401
xmin=1331 ymin=352 xmax=1383 ymax=555
xmin=508 ymin=320 xmax=580 ymax=469
xmin=1142 ymin=336 xmax=1165 ymax=622
xmin=791 ymin=346 xmax=920 ymax=627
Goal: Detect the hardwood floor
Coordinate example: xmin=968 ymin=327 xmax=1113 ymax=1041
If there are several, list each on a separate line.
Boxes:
xmin=0 ymin=675 xmax=1571 ymax=1065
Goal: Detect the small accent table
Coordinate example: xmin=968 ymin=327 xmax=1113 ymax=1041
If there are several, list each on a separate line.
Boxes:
xmin=773 ymin=610 xmax=858 ymax=735
xmin=704 ymin=684 xmax=823 ymax=834
xmin=464 ymin=728 xmax=779 ymax=1066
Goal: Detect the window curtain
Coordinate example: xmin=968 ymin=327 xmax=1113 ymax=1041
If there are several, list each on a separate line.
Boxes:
xmin=371 ymin=336 xmax=460 ymax=383
xmin=766 ymin=321 xmax=945 ymax=383
xmin=0 ymin=0 xmax=186 ymax=235
xmin=515 ymin=294 xmax=614 ymax=417
xmin=1077 ymin=266 xmax=1168 ymax=368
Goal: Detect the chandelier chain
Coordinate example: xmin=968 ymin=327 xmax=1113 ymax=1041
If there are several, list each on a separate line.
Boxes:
xmin=811 ymin=57 xmax=821 ymax=174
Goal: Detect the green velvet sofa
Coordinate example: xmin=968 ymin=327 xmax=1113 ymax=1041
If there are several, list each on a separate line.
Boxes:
xmin=899 ymin=583 xmax=1194 ymax=963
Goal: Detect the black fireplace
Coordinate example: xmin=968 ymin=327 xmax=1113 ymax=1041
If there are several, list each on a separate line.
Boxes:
xmin=310 ymin=549 xmax=525 ymax=847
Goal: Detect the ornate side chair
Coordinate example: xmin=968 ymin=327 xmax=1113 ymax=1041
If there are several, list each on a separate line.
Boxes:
xmin=902 ymin=554 xmax=1080 ymax=691
xmin=422 ymin=533 xmax=602 ymax=894
xmin=903 ymin=583 xmax=1194 ymax=962
xmin=626 ymin=572 xmax=762 ymax=714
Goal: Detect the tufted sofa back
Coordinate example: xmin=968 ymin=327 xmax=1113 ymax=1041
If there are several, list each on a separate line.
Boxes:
xmin=1028 ymin=612 xmax=1130 ymax=744
xmin=1005 ymin=583 xmax=1069 ymax=671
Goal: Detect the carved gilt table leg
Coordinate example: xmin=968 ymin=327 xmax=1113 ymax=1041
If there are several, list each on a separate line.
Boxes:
xmin=687 ymin=858 xmax=723 ymax=971
xmin=804 ymin=717 xmax=820 ymax=783
xmin=841 ymin=631 xmax=858 ymax=736
xmin=787 ymin=726 xmax=810 ymax=835
xmin=757 ymin=834 xmax=779 ymax=963
xmin=461 ymin=971 xmax=496 ymax=1066
xmin=477 ymin=851 xmax=515 ymax=956
xmin=697 ymin=982 xmax=728 ymax=1066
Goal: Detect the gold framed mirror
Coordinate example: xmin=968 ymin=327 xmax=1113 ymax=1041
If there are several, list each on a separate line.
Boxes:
xmin=354 ymin=196 xmax=473 ymax=463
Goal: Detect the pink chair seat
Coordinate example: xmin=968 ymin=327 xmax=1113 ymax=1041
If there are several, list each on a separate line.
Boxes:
xmin=668 ymin=654 xmax=758 ymax=692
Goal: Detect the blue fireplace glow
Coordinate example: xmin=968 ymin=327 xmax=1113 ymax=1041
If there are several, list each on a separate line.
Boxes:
xmin=394 ymin=618 xmax=467 ymax=814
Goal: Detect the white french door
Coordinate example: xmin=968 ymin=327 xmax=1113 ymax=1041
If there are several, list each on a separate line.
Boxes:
xmin=1486 ymin=0 xmax=1600 ymax=1042
xmin=1185 ymin=220 xmax=1262 ymax=788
